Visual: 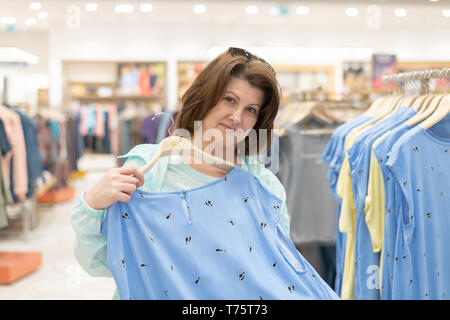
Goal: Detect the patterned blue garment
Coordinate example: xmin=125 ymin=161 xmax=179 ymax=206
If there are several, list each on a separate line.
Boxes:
xmin=322 ymin=114 xmax=373 ymax=296
xmin=372 ymin=122 xmax=418 ymax=299
xmin=347 ymin=107 xmax=417 ymax=300
xmin=101 ymin=165 xmax=339 ymax=300
xmin=385 ymin=114 xmax=450 ymax=300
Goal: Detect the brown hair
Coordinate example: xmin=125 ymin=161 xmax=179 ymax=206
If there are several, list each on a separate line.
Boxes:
xmin=175 ymin=50 xmax=281 ymax=156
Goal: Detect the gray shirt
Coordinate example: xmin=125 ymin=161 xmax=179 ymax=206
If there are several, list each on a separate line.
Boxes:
xmin=277 ymin=117 xmax=338 ymax=245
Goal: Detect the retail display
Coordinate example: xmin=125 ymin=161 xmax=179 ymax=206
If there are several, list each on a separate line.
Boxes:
xmin=323 ymin=69 xmax=450 ymax=300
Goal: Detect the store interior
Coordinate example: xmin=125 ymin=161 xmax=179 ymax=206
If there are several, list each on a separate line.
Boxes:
xmin=0 ymin=0 xmax=449 ymax=300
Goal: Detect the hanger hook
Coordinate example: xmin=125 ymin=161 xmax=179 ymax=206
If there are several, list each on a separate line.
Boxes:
xmin=152 ymin=111 xmax=175 ymax=136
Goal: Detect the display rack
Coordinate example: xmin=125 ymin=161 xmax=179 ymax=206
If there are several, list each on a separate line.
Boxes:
xmin=273 ymin=64 xmax=336 ymax=103
xmin=62 ymin=60 xmax=167 ymax=107
xmin=177 ymin=61 xmax=206 ymax=105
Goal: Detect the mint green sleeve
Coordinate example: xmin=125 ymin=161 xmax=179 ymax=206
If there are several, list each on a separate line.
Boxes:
xmin=247 ymin=160 xmax=291 ymax=235
xmin=70 ymin=156 xmax=146 ymax=278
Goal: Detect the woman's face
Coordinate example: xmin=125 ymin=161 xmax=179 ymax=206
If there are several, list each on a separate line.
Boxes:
xmin=199 ymin=77 xmax=264 ymax=152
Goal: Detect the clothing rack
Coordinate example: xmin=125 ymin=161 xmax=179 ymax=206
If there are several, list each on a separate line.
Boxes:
xmin=382 ymin=67 xmax=450 ymax=95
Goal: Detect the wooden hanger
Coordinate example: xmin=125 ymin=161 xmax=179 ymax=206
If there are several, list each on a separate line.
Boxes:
xmin=140 ymin=135 xmax=235 ymax=175
xmin=406 ymin=95 xmax=444 ymax=127
xmin=363 ymin=97 xmax=386 ymax=117
xmin=420 ymin=95 xmax=450 ymax=129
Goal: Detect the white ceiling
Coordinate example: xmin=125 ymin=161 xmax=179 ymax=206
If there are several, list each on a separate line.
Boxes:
xmin=0 ymin=0 xmax=449 ymax=31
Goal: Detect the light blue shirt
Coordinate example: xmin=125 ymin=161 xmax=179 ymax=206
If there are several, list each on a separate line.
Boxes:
xmin=101 ymin=165 xmax=339 ymax=300
xmin=385 ymin=114 xmax=450 ymax=299
xmin=70 ymin=143 xmax=292 ymax=299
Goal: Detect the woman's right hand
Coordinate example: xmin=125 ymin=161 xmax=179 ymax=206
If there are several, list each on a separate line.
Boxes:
xmin=83 ymin=166 xmax=145 ymax=210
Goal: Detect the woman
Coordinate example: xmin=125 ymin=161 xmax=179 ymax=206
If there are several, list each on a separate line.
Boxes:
xmin=71 ymin=48 xmax=304 ymax=299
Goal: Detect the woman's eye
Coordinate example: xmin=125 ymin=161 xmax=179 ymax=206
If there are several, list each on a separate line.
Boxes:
xmin=247 ymin=107 xmax=257 ymax=113
xmin=225 ymin=97 xmax=235 ymax=104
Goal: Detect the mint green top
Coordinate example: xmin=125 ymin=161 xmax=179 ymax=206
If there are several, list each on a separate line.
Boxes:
xmin=70 ymin=144 xmax=291 ymax=300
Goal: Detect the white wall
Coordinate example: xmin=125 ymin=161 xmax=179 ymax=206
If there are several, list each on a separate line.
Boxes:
xmin=2 ymin=20 xmax=450 ymax=108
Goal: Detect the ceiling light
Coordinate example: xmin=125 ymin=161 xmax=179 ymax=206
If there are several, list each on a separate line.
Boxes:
xmin=29 ymin=2 xmax=42 ymax=11
xmin=443 ymin=9 xmax=450 ymax=17
xmin=193 ymin=4 xmax=207 ymax=14
xmin=38 ymin=11 xmax=48 ymax=19
xmin=394 ymin=8 xmax=407 ymax=17
xmin=430 ymin=0 xmax=439 ymax=2
xmin=245 ymin=5 xmax=258 ymax=15
xmin=296 ymin=6 xmax=310 ymax=16
xmin=140 ymin=3 xmax=153 ymax=12
xmin=0 ymin=17 xmax=17 ymax=24
xmin=115 ymin=4 xmax=135 ymax=13
xmin=85 ymin=3 xmax=98 ymax=12
xmin=345 ymin=8 xmax=359 ymax=17
xmin=25 ymin=17 xmax=37 ymax=26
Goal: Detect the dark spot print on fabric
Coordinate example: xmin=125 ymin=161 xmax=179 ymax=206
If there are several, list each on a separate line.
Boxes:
xmin=165 ymin=213 xmax=173 ymax=220
xmin=272 ymin=261 xmax=277 ymax=267
xmin=410 ymin=215 xmax=414 ymax=221
xmin=195 ymin=277 xmax=201 ymax=284
xmin=140 ymin=264 xmax=148 ymax=268
xmin=163 ymin=289 xmax=168 ymax=297
xmin=445 ymin=149 xmax=449 ymax=153
xmin=259 ymin=296 xmax=263 ymax=300
xmin=215 ymin=245 xmax=226 ymax=253
xmin=416 ymin=188 xmax=421 ymax=192
xmin=148 ymin=236 xmax=155 ymax=243
xmin=385 ymin=176 xmax=390 ymax=182
xmin=425 ymin=291 xmax=429 ymax=297
xmin=430 ymin=165 xmax=434 ymax=171
xmin=121 ymin=212 xmax=130 ymax=220
xmin=204 ymin=200 xmax=213 ymax=207
xmin=409 ymin=279 xmax=413 ymax=286
xmin=358 ymin=169 xmax=363 ymax=175
xmin=248 ymin=245 xmax=253 ymax=253
xmin=441 ymin=191 xmax=444 ymax=197
xmin=185 ymin=234 xmax=192 ymax=245
xmin=121 ymin=258 xmax=125 ymax=268
xmin=259 ymin=222 xmax=267 ymax=229
xmin=224 ymin=176 xmax=228 ymax=182
xmin=139 ymin=192 xmax=144 ymax=199
xmin=402 ymin=256 xmax=407 ymax=260
xmin=395 ymin=257 xmax=399 ymax=262
xmin=426 ymin=211 xmax=432 ymax=219
xmin=170 ymin=265 xmax=174 ymax=271
xmin=412 ymin=146 xmax=419 ymax=152
xmin=243 ymin=196 xmax=249 ymax=203
xmin=288 ymin=285 xmax=295 ymax=293
xmin=312 ymin=274 xmax=316 ymax=278
xmin=402 ymin=180 xmax=407 ymax=188
xmin=436 ymin=271 xmax=440 ymax=277
xmin=238 ymin=271 xmax=246 ymax=281
xmin=227 ymin=219 xmax=235 ymax=226
xmin=273 ymin=204 xmax=280 ymax=210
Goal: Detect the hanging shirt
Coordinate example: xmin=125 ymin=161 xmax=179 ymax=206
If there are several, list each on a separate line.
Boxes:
xmin=277 ymin=118 xmax=338 ymax=245
xmin=101 ymin=164 xmax=339 ymax=300
xmin=385 ymin=114 xmax=450 ymax=300
xmin=71 ymin=143 xmax=292 ymax=300
xmin=347 ymin=107 xmax=417 ymax=300
xmin=322 ymin=114 xmax=374 ymax=295
xmin=368 ymin=122 xmax=418 ymax=299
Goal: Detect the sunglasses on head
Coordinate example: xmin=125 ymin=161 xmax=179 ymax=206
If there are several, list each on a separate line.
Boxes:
xmin=228 ymin=47 xmax=276 ymax=76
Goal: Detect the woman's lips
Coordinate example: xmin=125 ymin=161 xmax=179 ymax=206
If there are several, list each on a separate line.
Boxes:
xmin=220 ymin=123 xmax=236 ymax=131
